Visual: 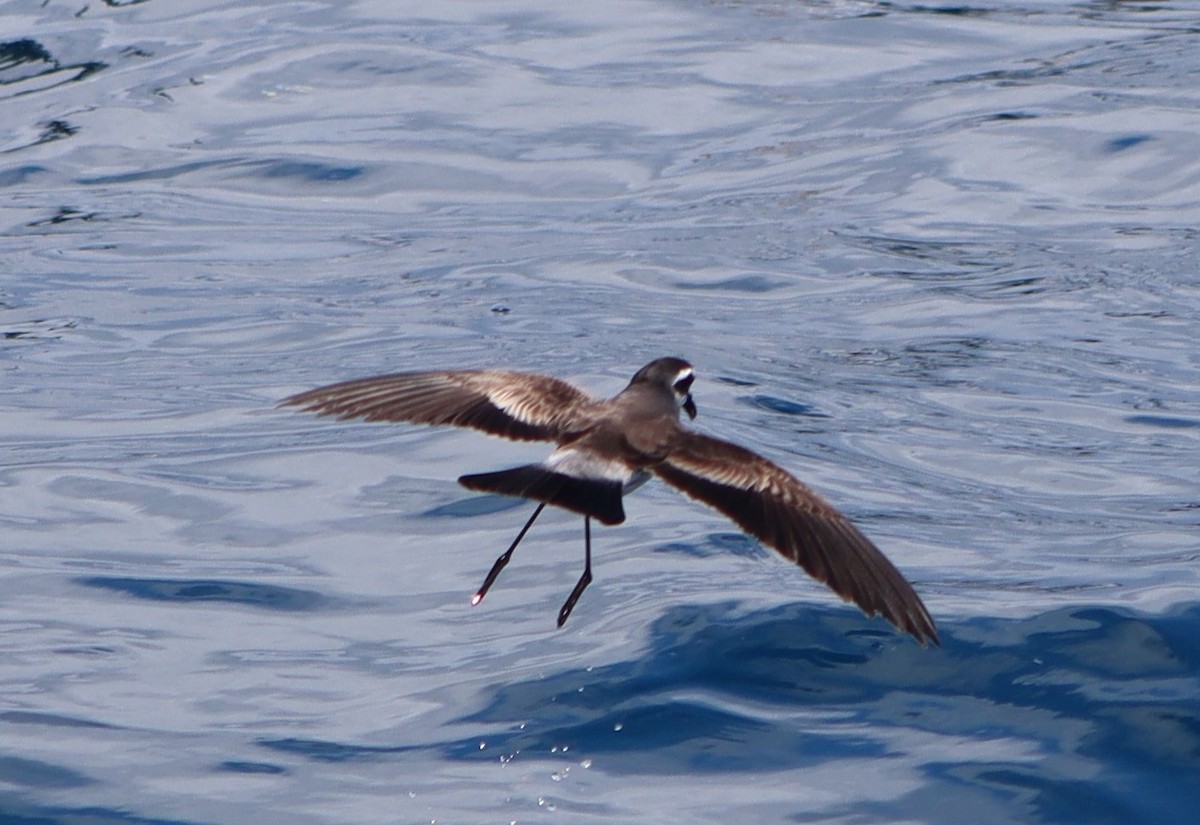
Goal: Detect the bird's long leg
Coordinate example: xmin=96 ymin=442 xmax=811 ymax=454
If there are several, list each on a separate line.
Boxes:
xmin=472 ymin=502 xmax=547 ymax=606
xmin=557 ymin=517 xmax=593 ymax=627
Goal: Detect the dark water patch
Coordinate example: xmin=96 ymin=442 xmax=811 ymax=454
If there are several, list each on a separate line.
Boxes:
xmin=1105 ymin=308 xmax=1174 ymax=318
xmin=1125 ymin=414 xmax=1200 ymax=429
xmin=25 ymin=207 xmax=99 ymax=227
xmin=77 ymin=577 xmax=325 ymax=612
xmin=739 ymin=395 xmax=828 ymax=418
xmin=1 ymin=711 xmax=116 ymax=730
xmin=215 ymin=761 xmax=287 ymax=776
xmin=425 ymin=494 xmax=526 ymax=517
xmin=466 ymin=604 xmax=935 ymax=728
xmin=1 ymin=121 xmax=77 ymax=154
xmin=983 ymin=111 xmax=1039 ymax=122
xmin=0 ymin=38 xmax=53 ymax=71
xmin=80 ymin=160 xmax=232 ymax=186
xmin=0 ymin=38 xmax=105 ymax=100
xmin=834 ymin=231 xmax=1002 ymax=274
xmin=53 ymin=646 xmax=123 ymax=659
xmin=974 ymin=766 xmax=1132 ymax=824
xmin=0 ymin=756 xmax=93 ymax=789
xmin=453 ymin=700 xmax=884 ymax=772
xmin=938 ymin=64 xmax=1072 ymax=86
xmin=865 ymin=760 xmax=1137 ymax=825
xmin=983 ymin=274 xmax=1046 ymax=295
xmin=0 ymin=794 xmax=207 ymax=825
xmin=2 ymin=318 xmax=77 ymax=342
xmin=25 ymin=207 xmax=141 ymax=227
xmin=713 ymin=376 xmax=758 ymax=388
xmin=877 ymin=4 xmax=992 ymax=17
xmin=654 ymin=532 xmax=768 ymax=560
xmin=37 ymin=119 xmax=78 ymax=142
xmin=424 ymin=600 xmax=1200 ymax=819
xmin=0 ymin=165 xmax=50 ymax=185
xmin=1103 ymin=134 xmax=1153 ymax=153
xmin=260 ymin=706 xmax=879 ymax=773
xmin=258 ymin=737 xmax=415 ymax=763
xmin=882 ymin=336 xmax=1000 ymax=378
xmin=257 ymin=160 xmax=365 ymax=182
xmin=671 ymin=274 xmax=785 ymax=293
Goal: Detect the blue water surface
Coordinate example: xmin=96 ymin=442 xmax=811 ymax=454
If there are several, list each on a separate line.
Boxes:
xmin=2 ymin=0 xmax=1199 ymax=823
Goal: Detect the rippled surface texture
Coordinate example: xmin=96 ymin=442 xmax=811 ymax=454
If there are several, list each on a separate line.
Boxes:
xmin=3 ymin=0 xmax=1199 ymax=822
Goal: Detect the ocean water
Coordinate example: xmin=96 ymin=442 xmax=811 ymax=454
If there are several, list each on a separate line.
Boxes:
xmin=2 ymin=0 xmax=1199 ymax=822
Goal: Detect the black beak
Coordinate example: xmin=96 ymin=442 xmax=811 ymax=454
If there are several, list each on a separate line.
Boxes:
xmin=682 ymin=394 xmax=697 ymax=420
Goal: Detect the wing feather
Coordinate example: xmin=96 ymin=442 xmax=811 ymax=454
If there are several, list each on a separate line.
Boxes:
xmin=280 ymin=370 xmax=596 ymax=442
xmin=655 ymin=432 xmax=938 ymax=645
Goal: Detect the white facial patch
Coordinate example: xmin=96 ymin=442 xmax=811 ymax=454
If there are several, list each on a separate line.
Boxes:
xmin=673 ymin=367 xmax=696 ymax=415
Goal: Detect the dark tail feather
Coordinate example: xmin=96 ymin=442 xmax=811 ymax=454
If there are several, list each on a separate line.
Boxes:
xmin=459 ymin=464 xmax=626 ymax=525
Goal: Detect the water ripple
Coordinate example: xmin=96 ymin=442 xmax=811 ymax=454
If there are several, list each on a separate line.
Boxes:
xmin=77 ymin=577 xmax=325 ymax=612
xmin=3 ymin=0 xmax=1199 ymax=822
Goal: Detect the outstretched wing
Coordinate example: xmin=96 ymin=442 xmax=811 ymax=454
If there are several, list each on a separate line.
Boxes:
xmin=654 ymin=431 xmax=938 ymax=645
xmin=280 ymin=369 xmax=597 ymax=442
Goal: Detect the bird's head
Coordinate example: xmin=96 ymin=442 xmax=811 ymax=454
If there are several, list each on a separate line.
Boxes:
xmin=631 ymin=357 xmax=696 ymax=420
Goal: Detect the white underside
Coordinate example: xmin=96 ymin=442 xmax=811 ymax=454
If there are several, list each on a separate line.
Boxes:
xmin=546 ymin=447 xmax=645 ymax=491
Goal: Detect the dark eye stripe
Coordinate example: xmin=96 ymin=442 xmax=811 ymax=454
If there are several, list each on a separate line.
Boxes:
xmin=674 ymin=374 xmax=694 ymax=393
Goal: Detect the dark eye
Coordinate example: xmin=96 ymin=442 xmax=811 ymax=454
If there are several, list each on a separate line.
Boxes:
xmin=674 ymin=374 xmax=694 ymax=393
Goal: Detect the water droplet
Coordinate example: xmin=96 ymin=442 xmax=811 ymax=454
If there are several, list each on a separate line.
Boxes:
xmin=613 ymin=722 xmax=623 ymax=732
xmin=580 ymin=759 xmax=592 ymax=769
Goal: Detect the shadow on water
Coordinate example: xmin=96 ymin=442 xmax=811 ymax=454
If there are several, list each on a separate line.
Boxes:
xmin=76 ymin=576 xmax=325 ymax=611
xmin=261 ymin=600 xmax=1199 ymax=822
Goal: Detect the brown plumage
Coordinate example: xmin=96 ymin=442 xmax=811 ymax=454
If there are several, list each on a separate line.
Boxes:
xmin=279 ymin=369 xmax=594 ymax=441
xmin=281 ymin=357 xmax=938 ymax=645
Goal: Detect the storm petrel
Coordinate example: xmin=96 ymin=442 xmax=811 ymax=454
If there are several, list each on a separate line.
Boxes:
xmin=281 ymin=357 xmax=938 ymax=645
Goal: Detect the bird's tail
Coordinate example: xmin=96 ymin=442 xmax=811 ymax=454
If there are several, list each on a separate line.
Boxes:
xmin=459 ymin=464 xmax=626 ymax=525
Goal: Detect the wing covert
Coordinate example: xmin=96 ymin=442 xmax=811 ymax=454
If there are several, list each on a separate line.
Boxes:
xmin=654 ymin=431 xmax=938 ymax=645
xmin=280 ymin=369 xmax=596 ymax=442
